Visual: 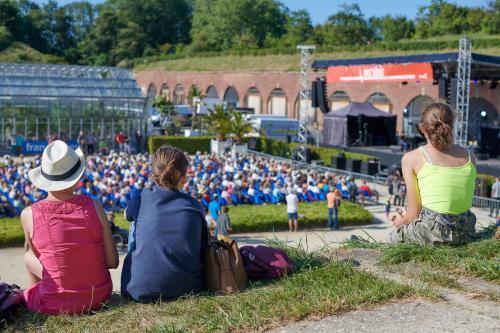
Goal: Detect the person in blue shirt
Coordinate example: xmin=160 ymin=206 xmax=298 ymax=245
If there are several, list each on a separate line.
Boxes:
xmin=208 ymin=193 xmax=221 ymax=221
xmin=121 ymin=146 xmax=208 ymax=302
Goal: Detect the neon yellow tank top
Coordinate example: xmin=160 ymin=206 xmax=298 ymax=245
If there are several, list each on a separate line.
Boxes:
xmin=417 ymin=147 xmax=476 ymax=215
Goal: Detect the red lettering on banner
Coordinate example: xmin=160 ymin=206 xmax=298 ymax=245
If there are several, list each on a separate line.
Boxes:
xmin=327 ymin=63 xmax=434 ymax=83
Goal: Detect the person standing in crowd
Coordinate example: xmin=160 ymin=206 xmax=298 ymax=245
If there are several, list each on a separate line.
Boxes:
xmin=347 ymin=177 xmax=358 ymax=203
xmin=21 ymin=140 xmax=118 ymax=315
xmin=398 ymin=180 xmax=407 ymax=207
xmin=327 ymin=188 xmax=341 ymax=230
xmin=135 ymin=130 xmax=143 ymax=153
xmin=387 ymin=174 xmax=394 ymax=203
xmin=115 ymin=131 xmax=125 ymax=152
xmin=490 ymin=177 xmax=500 ymax=217
xmin=205 ymin=208 xmax=216 ymax=237
xmin=216 ymin=206 xmax=232 ymax=242
xmin=121 ymin=145 xmax=208 ymax=302
xmin=286 ymin=189 xmax=299 ymax=232
xmin=209 ymin=193 xmax=221 ymax=222
xmin=393 ymin=176 xmax=402 ymax=206
xmin=385 ymin=199 xmax=392 ymax=219
xmin=387 ymin=103 xmax=477 ymax=245
xmin=86 ymin=132 xmax=95 ymax=155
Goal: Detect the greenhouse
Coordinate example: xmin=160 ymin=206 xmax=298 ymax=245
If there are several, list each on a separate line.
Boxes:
xmin=0 ymin=63 xmax=146 ymax=151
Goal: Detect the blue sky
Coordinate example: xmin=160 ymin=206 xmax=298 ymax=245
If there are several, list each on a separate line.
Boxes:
xmin=38 ymin=0 xmax=488 ymax=24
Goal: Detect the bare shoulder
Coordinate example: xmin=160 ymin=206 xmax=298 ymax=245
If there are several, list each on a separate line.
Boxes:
xmin=401 ymin=149 xmax=420 ymax=165
xmin=20 ymin=206 xmax=33 ymax=229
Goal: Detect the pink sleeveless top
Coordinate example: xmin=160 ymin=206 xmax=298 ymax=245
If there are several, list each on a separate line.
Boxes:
xmin=23 ymin=195 xmax=112 ymax=315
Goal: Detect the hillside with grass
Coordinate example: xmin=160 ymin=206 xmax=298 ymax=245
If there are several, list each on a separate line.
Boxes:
xmin=134 ymin=34 xmax=500 ymax=72
xmin=0 ymin=42 xmax=63 ymax=64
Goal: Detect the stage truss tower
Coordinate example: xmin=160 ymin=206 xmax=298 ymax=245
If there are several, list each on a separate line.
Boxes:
xmin=454 ymin=36 xmax=472 ymax=147
xmin=296 ymin=45 xmax=315 ymax=162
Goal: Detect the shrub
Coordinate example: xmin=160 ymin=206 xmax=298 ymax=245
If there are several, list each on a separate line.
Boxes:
xmin=257 ymin=138 xmax=375 ymax=164
xmin=148 ymin=136 xmax=211 ymax=154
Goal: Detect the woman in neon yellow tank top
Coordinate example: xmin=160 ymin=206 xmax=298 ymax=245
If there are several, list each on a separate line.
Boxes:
xmin=387 ymin=103 xmax=477 ymax=245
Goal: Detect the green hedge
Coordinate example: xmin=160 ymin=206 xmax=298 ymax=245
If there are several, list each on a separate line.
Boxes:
xmin=0 ymin=201 xmax=371 ymax=247
xmin=258 ymin=138 xmax=375 ymax=163
xmin=148 ymin=136 xmax=211 ymax=154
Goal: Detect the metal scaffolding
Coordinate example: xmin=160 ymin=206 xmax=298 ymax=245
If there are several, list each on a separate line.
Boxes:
xmin=454 ymin=37 xmax=472 ymax=147
xmin=296 ymin=45 xmax=315 ymax=162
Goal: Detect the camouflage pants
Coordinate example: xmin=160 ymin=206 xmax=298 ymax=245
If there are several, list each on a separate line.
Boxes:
xmin=386 ymin=207 xmax=476 ymax=245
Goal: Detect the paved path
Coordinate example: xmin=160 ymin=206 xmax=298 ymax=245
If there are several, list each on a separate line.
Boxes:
xmin=268 ymin=300 xmax=500 ymax=333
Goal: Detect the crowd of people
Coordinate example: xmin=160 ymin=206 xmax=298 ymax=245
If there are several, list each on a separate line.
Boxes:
xmin=0 ymin=150 xmax=380 ymax=219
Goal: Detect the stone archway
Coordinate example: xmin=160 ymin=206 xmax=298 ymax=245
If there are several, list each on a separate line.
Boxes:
xmin=160 ymin=83 xmax=170 ymax=101
xmin=330 ymin=90 xmax=350 ymax=111
xmin=468 ymin=97 xmax=498 ymax=140
xmin=206 ymin=85 xmax=219 ymax=99
xmin=268 ymin=88 xmax=287 ymax=116
xmin=403 ymin=95 xmax=434 ymax=137
xmin=366 ymin=92 xmax=393 ymax=112
xmin=224 ymin=86 xmax=239 ymax=108
xmin=173 ymin=83 xmax=185 ymax=105
xmin=245 ymin=87 xmax=262 ymax=114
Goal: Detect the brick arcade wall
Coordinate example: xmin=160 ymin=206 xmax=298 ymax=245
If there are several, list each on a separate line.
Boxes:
xmin=135 ymin=70 xmax=499 ymax=133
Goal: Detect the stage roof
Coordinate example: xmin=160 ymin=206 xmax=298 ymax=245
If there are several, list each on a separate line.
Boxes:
xmin=313 ymin=52 xmax=500 ymax=80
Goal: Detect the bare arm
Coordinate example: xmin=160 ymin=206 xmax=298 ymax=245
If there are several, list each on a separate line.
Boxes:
xmin=92 ymin=199 xmax=119 ymax=269
xmin=20 ymin=206 xmax=35 ymax=252
xmin=394 ymin=152 xmax=422 ymax=227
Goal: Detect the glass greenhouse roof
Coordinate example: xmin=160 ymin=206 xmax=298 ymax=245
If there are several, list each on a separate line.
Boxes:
xmin=0 ymin=63 xmax=145 ymax=103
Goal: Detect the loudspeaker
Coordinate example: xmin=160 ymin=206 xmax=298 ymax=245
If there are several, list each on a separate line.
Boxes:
xmin=331 ymin=156 xmax=346 ymax=170
xmin=347 ymin=159 xmax=361 ymax=173
xmin=438 ymin=78 xmax=447 ymax=100
xmin=449 ymin=78 xmax=458 ymax=107
xmin=313 ymin=78 xmax=330 ymax=114
xmin=311 ymin=80 xmax=319 ymax=107
xmin=361 ymin=161 xmax=379 ymax=176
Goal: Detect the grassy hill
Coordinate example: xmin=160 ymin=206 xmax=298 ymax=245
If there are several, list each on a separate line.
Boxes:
xmin=0 ymin=42 xmax=63 ymax=64
xmin=135 ymin=33 xmax=500 ymax=72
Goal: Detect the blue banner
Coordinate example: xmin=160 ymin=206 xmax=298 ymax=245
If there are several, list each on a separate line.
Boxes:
xmin=22 ymin=140 xmax=79 ymax=155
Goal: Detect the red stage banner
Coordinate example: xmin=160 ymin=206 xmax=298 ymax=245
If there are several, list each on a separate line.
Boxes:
xmin=327 ymin=63 xmax=433 ymax=83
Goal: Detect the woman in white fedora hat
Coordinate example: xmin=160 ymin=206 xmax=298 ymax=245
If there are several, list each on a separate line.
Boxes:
xmin=20 ymin=140 xmax=119 ymax=315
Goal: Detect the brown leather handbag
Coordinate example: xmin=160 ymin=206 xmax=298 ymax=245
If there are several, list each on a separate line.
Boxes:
xmin=204 ymin=239 xmax=247 ymax=294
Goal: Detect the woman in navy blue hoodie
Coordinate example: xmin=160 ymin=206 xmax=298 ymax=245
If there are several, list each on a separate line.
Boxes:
xmin=121 ymin=146 xmax=208 ymax=302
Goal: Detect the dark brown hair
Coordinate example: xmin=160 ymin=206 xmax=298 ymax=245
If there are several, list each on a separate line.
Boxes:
xmin=152 ymin=145 xmax=189 ymax=189
xmin=419 ymin=103 xmax=454 ymax=151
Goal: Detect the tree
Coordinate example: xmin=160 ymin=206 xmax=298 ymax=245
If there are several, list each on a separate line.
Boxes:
xmin=64 ymin=1 xmax=96 ymax=44
xmin=279 ymin=10 xmax=314 ymax=47
xmin=370 ymin=15 xmax=415 ymax=42
xmin=81 ymin=9 xmax=122 ymax=65
xmin=0 ymin=25 xmax=12 ymax=50
xmin=415 ymin=0 xmax=476 ymax=38
xmin=190 ymin=0 xmax=286 ymax=51
xmin=229 ymin=109 xmax=253 ymax=144
xmin=319 ymin=3 xmax=373 ymax=46
xmin=482 ymin=0 xmax=500 ymax=34
xmin=205 ymin=105 xmax=232 ymax=141
xmin=113 ymin=0 xmax=192 ymax=51
xmin=187 ymin=86 xmax=205 ymax=131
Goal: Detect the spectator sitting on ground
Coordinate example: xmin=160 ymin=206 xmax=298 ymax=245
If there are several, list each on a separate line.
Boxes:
xmin=21 ymin=140 xmax=118 ymax=315
xmin=121 ymin=145 xmax=208 ymax=302
xmin=387 ymin=103 xmax=477 ymax=245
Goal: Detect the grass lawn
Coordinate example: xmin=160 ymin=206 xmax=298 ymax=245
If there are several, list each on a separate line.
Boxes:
xmin=0 ymin=201 xmax=372 ymax=247
xmin=347 ymin=226 xmax=500 ymax=283
xmin=3 ymin=242 xmax=422 ymax=333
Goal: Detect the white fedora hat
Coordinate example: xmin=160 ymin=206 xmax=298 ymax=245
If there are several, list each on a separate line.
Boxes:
xmin=28 ymin=140 xmax=86 ymax=192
